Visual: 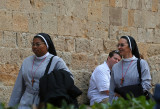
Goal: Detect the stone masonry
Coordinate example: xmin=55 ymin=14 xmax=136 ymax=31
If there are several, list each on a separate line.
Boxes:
xmin=0 ymin=0 xmax=160 ymax=105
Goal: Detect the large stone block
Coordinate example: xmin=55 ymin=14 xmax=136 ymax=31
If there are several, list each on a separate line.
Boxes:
xmin=102 ymin=6 xmax=109 ymax=24
xmin=128 ymin=9 xmax=135 ymax=26
xmin=70 ymin=53 xmax=88 ymax=70
xmin=0 ymin=48 xmax=11 ymax=64
xmin=74 ymin=70 xmax=90 ymax=89
xmin=56 ymin=51 xmax=72 ymax=68
xmin=28 ymin=13 xmax=42 ymax=33
xmin=6 ymin=0 xmax=20 ymax=11
xmin=75 ymin=38 xmax=90 ymax=53
xmin=73 ymin=70 xmax=91 ymax=104
xmin=152 ymin=0 xmax=158 ymax=12
xmin=90 ymin=39 xmax=104 ymax=54
xmin=134 ymin=10 xmax=144 ymax=28
xmin=16 ymin=32 xmax=34 ymax=48
xmin=57 ymin=0 xmax=86 ymax=16
xmin=2 ymin=31 xmax=17 ymax=48
xmin=0 ymin=10 xmax=13 ymax=31
xmin=52 ymin=36 xmax=66 ymax=51
xmin=142 ymin=0 xmax=152 ymax=11
xmin=109 ymin=25 xmax=130 ymax=40
xmin=109 ymin=7 xmax=122 ymax=26
xmin=122 ymin=8 xmax=128 ymax=26
xmin=19 ymin=0 xmax=34 ymax=12
xmin=147 ymin=44 xmax=160 ymax=57
xmin=147 ymin=55 xmax=160 ymax=85
xmin=12 ymin=12 xmax=29 ymax=32
xmin=64 ymin=37 xmax=75 ymax=52
xmin=53 ymin=35 xmax=76 ymax=52
xmin=137 ymin=43 xmax=149 ymax=59
xmin=103 ymin=39 xmax=117 ymax=52
xmin=72 ymin=0 xmax=89 ymax=19
xmin=137 ymin=28 xmax=146 ymax=42
xmin=57 ymin=16 xmax=85 ymax=36
xmin=127 ymin=0 xmax=142 ymax=10
xmin=154 ymin=28 xmax=160 ymax=43
xmin=41 ymin=13 xmax=57 ymax=34
xmin=96 ymin=53 xmax=108 ymax=65
xmin=143 ymin=11 xmax=156 ymax=28
xmin=19 ymin=48 xmax=33 ymax=63
xmin=100 ymin=0 xmax=110 ymax=7
xmin=145 ymin=28 xmax=155 ymax=43
xmin=109 ymin=0 xmax=123 ymax=7
xmin=0 ymin=0 xmax=5 ymax=9
xmin=0 ymin=72 xmax=17 ymax=86
xmin=86 ymin=54 xmax=98 ymax=72
xmin=86 ymin=21 xmax=108 ymax=39
xmin=88 ymin=0 xmax=102 ymax=22
xmin=39 ymin=2 xmax=58 ymax=14
xmin=0 ymin=86 xmax=13 ymax=104
xmin=138 ymin=28 xmax=159 ymax=43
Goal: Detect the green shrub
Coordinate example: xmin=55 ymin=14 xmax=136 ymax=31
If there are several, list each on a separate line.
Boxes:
xmin=0 ymin=96 xmax=156 ymax=109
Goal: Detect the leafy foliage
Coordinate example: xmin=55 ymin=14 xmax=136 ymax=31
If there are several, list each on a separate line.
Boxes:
xmin=0 ymin=96 xmax=156 ymax=109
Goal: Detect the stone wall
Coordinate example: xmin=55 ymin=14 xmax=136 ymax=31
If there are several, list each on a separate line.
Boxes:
xmin=0 ymin=0 xmax=160 ymax=105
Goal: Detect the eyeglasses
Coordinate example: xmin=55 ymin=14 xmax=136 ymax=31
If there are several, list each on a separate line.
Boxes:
xmin=113 ymin=50 xmax=120 ymax=53
xmin=31 ymin=42 xmax=45 ymax=47
xmin=116 ymin=43 xmax=126 ymax=47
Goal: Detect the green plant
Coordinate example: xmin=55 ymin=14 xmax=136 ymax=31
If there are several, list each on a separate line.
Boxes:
xmin=0 ymin=96 xmax=156 ymax=109
xmin=107 ymin=96 xmax=155 ymax=109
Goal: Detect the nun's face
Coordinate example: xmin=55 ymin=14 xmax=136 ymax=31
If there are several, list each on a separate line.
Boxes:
xmin=117 ymin=38 xmax=132 ymax=58
xmin=32 ymin=38 xmax=48 ymax=57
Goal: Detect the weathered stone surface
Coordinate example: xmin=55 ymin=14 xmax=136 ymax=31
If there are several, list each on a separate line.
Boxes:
xmin=75 ymin=38 xmax=90 ymax=53
xmin=72 ymin=1 xmax=89 ymax=20
xmin=2 ymin=31 xmax=17 ymax=48
xmin=134 ymin=10 xmax=144 ymax=28
xmin=88 ymin=0 xmax=102 ymax=22
xmin=147 ymin=55 xmax=160 ymax=85
xmin=0 ymin=0 xmax=6 ymax=9
xmin=42 ymin=13 xmax=57 ymax=34
xmin=143 ymin=11 xmax=156 ymax=28
xmin=19 ymin=0 xmax=35 ymax=12
xmin=103 ymin=39 xmax=118 ymax=53
xmin=0 ymin=0 xmax=160 ymax=105
xmin=137 ymin=43 xmax=149 ymax=59
xmin=152 ymin=0 xmax=158 ymax=12
xmin=86 ymin=21 xmax=109 ymax=39
xmin=12 ymin=12 xmax=29 ymax=32
xmin=0 ymin=86 xmax=13 ymax=104
xmin=128 ymin=9 xmax=134 ymax=26
xmin=0 ymin=10 xmax=12 ymax=31
xmin=90 ymin=39 xmax=104 ymax=54
xmin=16 ymin=32 xmax=34 ymax=48
xmin=122 ymin=8 xmax=128 ymax=26
xmin=70 ymin=53 xmax=88 ymax=70
xmin=102 ymin=6 xmax=109 ymax=24
xmin=28 ymin=13 xmax=42 ymax=33
xmin=74 ymin=70 xmax=91 ymax=104
xmin=57 ymin=51 xmax=72 ymax=68
xmin=127 ymin=0 xmax=142 ymax=10
xmin=109 ymin=7 xmax=122 ymax=26
xmin=6 ymin=0 xmax=20 ymax=11
xmin=142 ymin=0 xmax=152 ymax=11
xmin=147 ymin=44 xmax=160 ymax=57
xmin=57 ymin=16 xmax=85 ymax=36
xmin=109 ymin=0 xmax=123 ymax=8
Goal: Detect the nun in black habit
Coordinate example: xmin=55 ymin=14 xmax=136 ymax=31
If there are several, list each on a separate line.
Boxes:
xmin=8 ymin=33 xmax=72 ymax=109
xmin=108 ymin=36 xmax=152 ymax=103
